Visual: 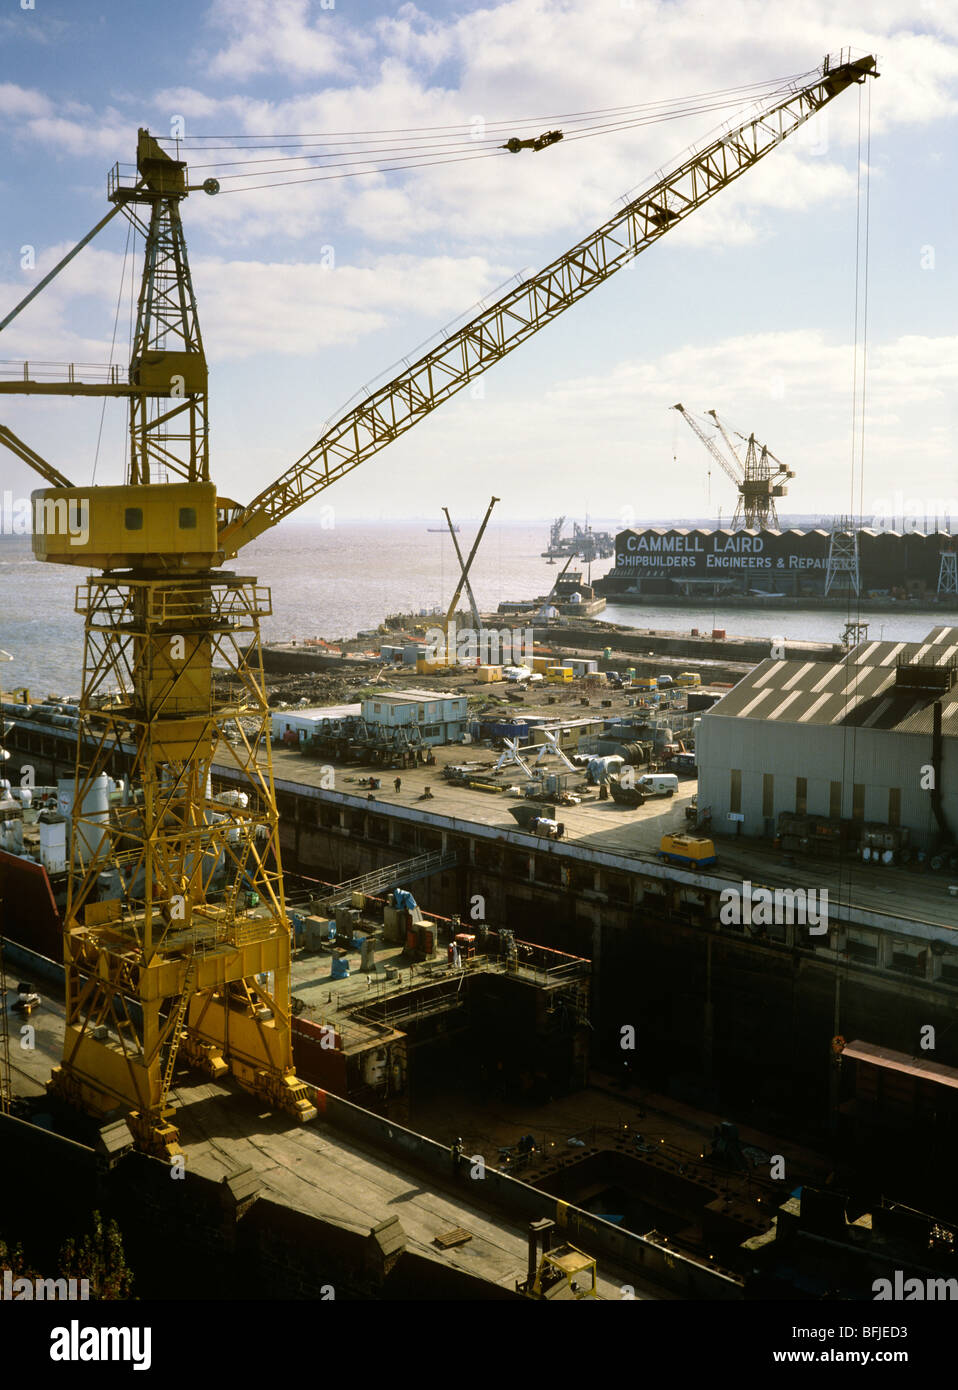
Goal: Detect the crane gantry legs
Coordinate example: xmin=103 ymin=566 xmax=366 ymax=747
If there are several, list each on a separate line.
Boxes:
xmin=19 ymin=132 xmax=316 ymax=1157
xmin=48 ymin=570 xmax=315 ymax=1156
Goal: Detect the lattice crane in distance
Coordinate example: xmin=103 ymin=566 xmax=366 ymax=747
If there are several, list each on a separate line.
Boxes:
xmin=0 ymin=54 xmax=877 ymax=1157
xmin=672 ymin=403 xmax=796 ymax=529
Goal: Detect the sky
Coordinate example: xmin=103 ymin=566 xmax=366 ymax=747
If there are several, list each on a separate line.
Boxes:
xmin=0 ymin=0 xmax=957 ymax=527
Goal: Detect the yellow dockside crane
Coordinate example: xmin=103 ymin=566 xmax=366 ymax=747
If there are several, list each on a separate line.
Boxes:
xmin=0 ymin=55 xmax=876 ymax=1156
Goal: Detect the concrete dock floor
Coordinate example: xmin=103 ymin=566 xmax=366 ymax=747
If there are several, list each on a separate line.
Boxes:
xmin=266 ymin=741 xmax=958 ymax=932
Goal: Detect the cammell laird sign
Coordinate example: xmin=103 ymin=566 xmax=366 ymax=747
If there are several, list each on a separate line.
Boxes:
xmin=609 ymin=527 xmax=945 ymax=590
xmin=617 ymin=529 xmax=825 ymax=572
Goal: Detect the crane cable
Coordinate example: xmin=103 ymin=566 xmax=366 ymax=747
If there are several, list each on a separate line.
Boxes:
xmin=168 ymin=70 xmax=814 ymax=145
xmin=205 ymin=98 xmax=805 ymax=194
xmin=91 ymin=216 xmax=133 ymax=483
xmin=184 ymin=98 xmax=799 ymax=179
xmin=835 ymin=76 xmax=873 ymax=957
xmin=175 ymin=80 xmax=809 ymax=167
xmin=146 ymin=73 xmax=816 ymax=194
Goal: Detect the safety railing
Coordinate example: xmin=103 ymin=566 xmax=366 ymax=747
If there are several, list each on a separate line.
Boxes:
xmin=0 ymin=360 xmax=127 ymax=385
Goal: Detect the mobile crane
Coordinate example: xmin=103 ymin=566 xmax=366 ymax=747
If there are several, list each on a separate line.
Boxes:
xmin=0 ymin=54 xmax=876 ymax=1157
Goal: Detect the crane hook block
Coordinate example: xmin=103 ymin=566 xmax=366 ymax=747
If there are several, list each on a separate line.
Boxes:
xmin=501 ymin=129 xmax=563 ymax=154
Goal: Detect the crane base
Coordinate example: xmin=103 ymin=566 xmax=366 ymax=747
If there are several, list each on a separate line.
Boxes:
xmin=127 ymin=1108 xmax=183 ymax=1162
xmin=233 ymin=1063 xmax=317 ymax=1123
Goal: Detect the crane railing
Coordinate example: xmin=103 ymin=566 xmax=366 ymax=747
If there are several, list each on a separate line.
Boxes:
xmin=0 ymin=359 xmax=128 ymax=385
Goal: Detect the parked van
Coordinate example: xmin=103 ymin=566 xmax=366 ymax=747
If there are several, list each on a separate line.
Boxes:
xmin=636 ymin=773 xmax=679 ymax=798
xmin=675 ymin=671 xmax=701 ymax=687
xmin=656 ymin=674 xmax=673 ymax=688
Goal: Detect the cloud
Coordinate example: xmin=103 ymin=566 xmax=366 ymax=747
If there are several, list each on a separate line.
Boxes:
xmin=430 ymin=326 xmax=958 ymax=515
xmin=0 ymin=82 xmax=53 ymax=119
xmin=0 ymin=241 xmax=510 ymax=363
xmin=203 ymin=0 xmax=363 ymax=81
xmin=112 ymin=0 xmax=956 ymax=255
xmin=0 ymin=83 xmax=132 ymax=159
xmin=3 ymin=0 xmax=958 ymax=521
xmin=194 ymin=252 xmax=508 ymax=358
xmin=5 ymin=1 xmax=958 ymax=258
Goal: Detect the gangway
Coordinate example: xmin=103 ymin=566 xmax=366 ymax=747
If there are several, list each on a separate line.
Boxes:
xmin=314 ymin=848 xmax=459 ymax=914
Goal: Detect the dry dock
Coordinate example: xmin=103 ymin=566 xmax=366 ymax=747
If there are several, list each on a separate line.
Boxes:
xmin=4 ymin=967 xmax=704 ymax=1301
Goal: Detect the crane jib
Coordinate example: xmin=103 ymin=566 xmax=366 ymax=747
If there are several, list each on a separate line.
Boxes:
xmin=221 ymin=55 xmax=876 ymax=556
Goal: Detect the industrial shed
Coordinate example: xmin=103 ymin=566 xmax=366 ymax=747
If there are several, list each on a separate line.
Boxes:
xmin=696 ymin=626 xmax=958 ymax=850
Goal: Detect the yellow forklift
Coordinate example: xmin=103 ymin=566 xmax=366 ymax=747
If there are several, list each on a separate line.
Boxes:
xmin=517 ymin=1219 xmax=598 ymax=1300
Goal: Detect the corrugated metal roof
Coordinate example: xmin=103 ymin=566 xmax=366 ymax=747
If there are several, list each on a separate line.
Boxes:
xmin=372 ymin=689 xmax=465 ymax=703
xmin=276 ymin=703 xmax=362 ymax=721
xmin=706 ymin=627 xmax=958 ymax=733
xmin=895 ymin=703 xmax=958 ymax=737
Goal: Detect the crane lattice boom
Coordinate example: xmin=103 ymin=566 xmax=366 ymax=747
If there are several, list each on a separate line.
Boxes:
xmin=672 ymin=403 xmax=743 ymax=488
xmin=706 ymin=409 xmax=745 ymax=474
xmin=221 ymin=54 xmax=876 ymax=556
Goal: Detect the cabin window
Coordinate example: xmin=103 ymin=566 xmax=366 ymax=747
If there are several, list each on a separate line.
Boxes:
xmin=124 ymin=507 xmax=143 ymax=530
xmin=179 ymin=507 xmax=197 ymax=529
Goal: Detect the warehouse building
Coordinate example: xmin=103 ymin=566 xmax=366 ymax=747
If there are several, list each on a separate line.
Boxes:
xmin=696 ymin=626 xmax=958 ymax=851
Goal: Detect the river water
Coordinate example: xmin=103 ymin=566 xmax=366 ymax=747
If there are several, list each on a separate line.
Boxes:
xmin=0 ymin=523 xmax=946 ymax=697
